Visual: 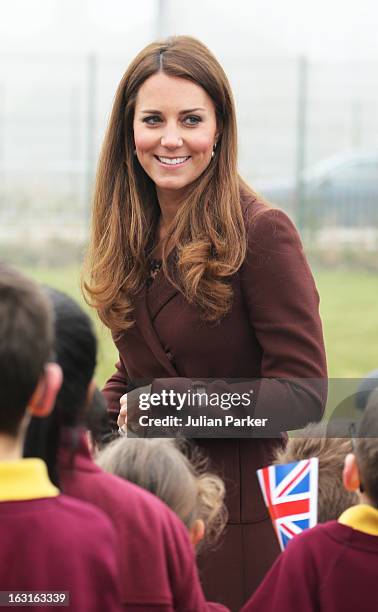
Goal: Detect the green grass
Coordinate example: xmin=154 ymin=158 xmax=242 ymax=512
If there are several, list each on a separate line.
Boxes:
xmin=23 ymin=266 xmax=378 ymax=386
xmin=315 ymin=269 xmax=378 ymax=377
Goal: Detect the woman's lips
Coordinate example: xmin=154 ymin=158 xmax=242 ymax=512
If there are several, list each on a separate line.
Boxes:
xmin=154 ymin=155 xmax=191 ymax=167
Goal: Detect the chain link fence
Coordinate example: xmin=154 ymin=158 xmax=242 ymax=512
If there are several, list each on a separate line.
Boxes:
xmin=0 ymin=53 xmax=377 ymax=263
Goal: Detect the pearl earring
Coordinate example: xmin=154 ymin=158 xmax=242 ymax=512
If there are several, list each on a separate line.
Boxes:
xmin=211 ymin=142 xmax=217 ymax=159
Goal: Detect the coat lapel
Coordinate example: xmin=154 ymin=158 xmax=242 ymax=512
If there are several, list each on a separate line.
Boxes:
xmin=133 ymin=266 xmax=179 ymax=376
xmin=147 ymin=265 xmax=179 ymax=320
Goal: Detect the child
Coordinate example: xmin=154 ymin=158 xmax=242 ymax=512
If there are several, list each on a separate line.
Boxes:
xmin=0 ymin=264 xmax=121 ymax=611
xmin=25 ymin=288 xmax=228 ymax=611
xmin=274 ymin=422 xmax=358 ymax=522
xmin=241 ymin=396 xmax=378 ymax=612
xmin=98 ymin=437 xmax=227 ymax=551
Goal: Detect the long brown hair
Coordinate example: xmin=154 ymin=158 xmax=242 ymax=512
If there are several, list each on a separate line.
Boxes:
xmin=97 ymin=437 xmax=227 ymax=550
xmin=83 ymin=35 xmax=251 ymax=332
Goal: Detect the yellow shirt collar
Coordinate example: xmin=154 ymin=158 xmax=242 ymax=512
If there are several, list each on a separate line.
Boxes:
xmin=0 ymin=458 xmax=59 ymax=502
xmin=338 ymin=504 xmax=378 ymax=536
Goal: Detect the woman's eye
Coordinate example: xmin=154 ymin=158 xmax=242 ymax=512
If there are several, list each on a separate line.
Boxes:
xmin=183 ymin=115 xmax=202 ymax=125
xmin=142 ymin=115 xmax=162 ymax=125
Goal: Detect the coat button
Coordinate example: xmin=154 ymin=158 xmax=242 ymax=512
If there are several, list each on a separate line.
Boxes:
xmin=164 ymin=346 xmax=174 ymax=361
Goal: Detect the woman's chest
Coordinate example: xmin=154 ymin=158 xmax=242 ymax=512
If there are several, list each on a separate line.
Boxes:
xmin=119 ymin=273 xmax=263 ymax=379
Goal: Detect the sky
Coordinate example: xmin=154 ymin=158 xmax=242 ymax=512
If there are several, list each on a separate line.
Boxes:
xmin=0 ymin=0 xmax=378 ymax=61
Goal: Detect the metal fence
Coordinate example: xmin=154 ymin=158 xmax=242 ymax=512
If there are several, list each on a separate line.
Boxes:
xmin=0 ymin=53 xmax=377 ymax=253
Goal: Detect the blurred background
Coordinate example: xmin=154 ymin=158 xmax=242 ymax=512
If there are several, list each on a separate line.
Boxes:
xmin=1 ymin=0 xmax=377 ymax=382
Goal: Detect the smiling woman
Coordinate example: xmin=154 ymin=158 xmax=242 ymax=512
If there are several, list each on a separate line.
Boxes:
xmin=83 ymin=35 xmax=244 ymax=331
xmin=82 ymin=35 xmax=327 ymax=611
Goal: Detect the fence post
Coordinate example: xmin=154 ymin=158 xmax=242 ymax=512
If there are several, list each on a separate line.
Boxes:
xmin=70 ymin=84 xmax=80 ymax=212
xmin=156 ymin=0 xmax=169 ymax=37
xmin=0 ymin=82 xmax=4 ymax=208
xmin=85 ymin=54 xmax=97 ymax=226
xmin=295 ymin=55 xmax=308 ymax=235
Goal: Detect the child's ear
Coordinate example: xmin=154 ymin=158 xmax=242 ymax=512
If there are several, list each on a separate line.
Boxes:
xmin=343 ymin=453 xmax=361 ymax=492
xmin=28 ymin=363 xmax=63 ymax=418
xmin=189 ymin=519 xmax=205 ymax=548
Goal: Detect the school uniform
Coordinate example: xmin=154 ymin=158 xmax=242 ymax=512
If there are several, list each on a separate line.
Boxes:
xmin=59 ymin=432 xmax=228 ymax=611
xmin=0 ymin=458 xmax=121 ymax=612
xmin=241 ymin=504 xmax=378 ymax=612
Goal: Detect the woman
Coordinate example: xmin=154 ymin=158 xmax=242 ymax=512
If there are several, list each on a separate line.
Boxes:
xmin=83 ymin=36 xmax=327 ymax=610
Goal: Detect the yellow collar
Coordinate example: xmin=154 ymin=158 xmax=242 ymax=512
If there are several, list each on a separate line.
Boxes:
xmin=338 ymin=504 xmax=378 ymax=536
xmin=0 ymin=458 xmax=59 ymax=502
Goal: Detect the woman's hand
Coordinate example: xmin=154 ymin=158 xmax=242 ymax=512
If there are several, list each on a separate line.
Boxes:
xmin=117 ymin=385 xmax=152 ymax=433
xmin=117 ymin=393 xmax=128 ymax=429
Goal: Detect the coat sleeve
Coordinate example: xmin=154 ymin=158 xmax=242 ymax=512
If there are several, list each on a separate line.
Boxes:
xmin=236 ymin=206 xmax=327 ymax=431
xmin=241 ymin=206 xmax=326 ymax=381
xmin=102 ymin=353 xmax=130 ymax=428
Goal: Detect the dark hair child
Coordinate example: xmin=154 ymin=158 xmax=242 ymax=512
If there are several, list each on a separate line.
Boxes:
xmin=0 ymin=264 xmax=121 ymax=611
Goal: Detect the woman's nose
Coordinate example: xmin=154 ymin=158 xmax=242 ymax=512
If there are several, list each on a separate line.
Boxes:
xmin=160 ymin=131 xmax=183 ymax=148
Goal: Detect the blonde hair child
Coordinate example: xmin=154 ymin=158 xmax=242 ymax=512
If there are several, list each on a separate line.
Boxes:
xmin=98 ymin=438 xmax=227 ymax=550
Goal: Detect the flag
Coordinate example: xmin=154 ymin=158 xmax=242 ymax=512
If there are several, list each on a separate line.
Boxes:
xmin=257 ymin=458 xmax=318 ymax=550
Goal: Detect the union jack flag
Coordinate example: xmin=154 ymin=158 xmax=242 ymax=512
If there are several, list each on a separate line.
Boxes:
xmin=257 ymin=458 xmax=318 ymax=550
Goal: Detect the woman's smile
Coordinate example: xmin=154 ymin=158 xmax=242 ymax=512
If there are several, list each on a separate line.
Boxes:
xmin=154 ymin=155 xmax=191 ymax=168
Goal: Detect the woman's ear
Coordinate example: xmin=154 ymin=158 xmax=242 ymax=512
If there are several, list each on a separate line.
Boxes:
xmin=189 ymin=519 xmax=205 ymax=548
xmin=343 ymin=453 xmax=361 ymax=492
xmin=27 ymin=363 xmax=63 ymax=418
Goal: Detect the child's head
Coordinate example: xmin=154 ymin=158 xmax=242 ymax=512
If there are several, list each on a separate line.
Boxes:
xmin=274 ymin=423 xmax=358 ymax=522
xmin=0 ymin=264 xmax=61 ymax=439
xmin=24 ymin=288 xmax=97 ymax=482
xmin=98 ymin=438 xmax=227 ymax=550
xmin=45 ymin=288 xmax=97 ymax=428
xmin=344 ymin=392 xmax=378 ymax=507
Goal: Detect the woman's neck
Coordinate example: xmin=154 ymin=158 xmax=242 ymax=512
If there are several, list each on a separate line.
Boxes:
xmin=156 ymin=187 xmax=186 ymax=234
xmin=152 ymin=190 xmax=182 ymax=258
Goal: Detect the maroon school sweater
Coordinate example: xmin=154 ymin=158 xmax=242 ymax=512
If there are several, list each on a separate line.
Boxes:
xmin=0 ymin=459 xmax=121 ymax=612
xmin=241 ymin=519 xmax=378 ymax=612
xmin=59 ymin=435 xmax=228 ymax=611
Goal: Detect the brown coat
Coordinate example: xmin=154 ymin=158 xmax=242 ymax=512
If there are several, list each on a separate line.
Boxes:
xmin=103 ymin=196 xmax=327 ymax=611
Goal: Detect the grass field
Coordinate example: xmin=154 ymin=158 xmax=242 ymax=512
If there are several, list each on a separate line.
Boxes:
xmin=23 ymin=266 xmax=378 ymax=387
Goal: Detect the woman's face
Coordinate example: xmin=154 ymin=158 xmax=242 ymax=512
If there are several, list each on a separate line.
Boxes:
xmin=133 ymin=72 xmax=218 ymax=200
